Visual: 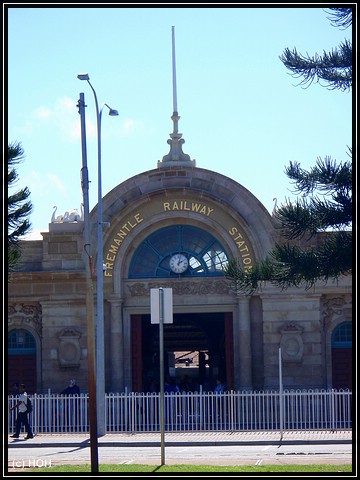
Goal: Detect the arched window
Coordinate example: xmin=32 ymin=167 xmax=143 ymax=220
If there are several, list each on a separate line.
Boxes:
xmin=129 ymin=225 xmax=229 ymax=278
xmin=331 ymin=322 xmax=352 ymax=348
xmin=8 ymin=329 xmax=36 ymax=355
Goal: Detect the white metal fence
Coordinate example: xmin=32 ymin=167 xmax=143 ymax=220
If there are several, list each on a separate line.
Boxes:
xmin=8 ymin=389 xmax=352 ymax=434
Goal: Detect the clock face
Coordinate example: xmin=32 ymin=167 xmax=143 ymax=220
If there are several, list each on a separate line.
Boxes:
xmin=169 ymin=253 xmax=188 ymax=274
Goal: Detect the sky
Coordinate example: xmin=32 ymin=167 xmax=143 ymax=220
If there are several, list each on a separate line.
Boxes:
xmin=6 ymin=4 xmax=353 ymax=240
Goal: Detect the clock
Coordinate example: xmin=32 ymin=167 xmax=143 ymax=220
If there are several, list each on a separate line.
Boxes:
xmin=169 ymin=253 xmax=188 ymax=274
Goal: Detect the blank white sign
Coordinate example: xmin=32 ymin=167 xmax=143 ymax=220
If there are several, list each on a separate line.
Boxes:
xmin=150 ymin=288 xmax=173 ymax=324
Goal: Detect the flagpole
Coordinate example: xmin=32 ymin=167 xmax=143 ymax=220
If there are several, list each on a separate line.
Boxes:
xmin=172 ymin=25 xmax=178 ymax=115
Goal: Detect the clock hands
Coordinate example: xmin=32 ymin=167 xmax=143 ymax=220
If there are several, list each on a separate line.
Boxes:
xmin=177 ymin=256 xmax=187 ymax=266
xmin=170 ymin=253 xmax=188 ymax=273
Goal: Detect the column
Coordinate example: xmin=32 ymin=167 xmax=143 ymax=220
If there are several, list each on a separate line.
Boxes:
xmin=122 ymin=310 xmax=132 ymax=390
xmin=109 ymin=299 xmax=124 ymax=392
xmin=237 ymin=295 xmax=253 ymax=390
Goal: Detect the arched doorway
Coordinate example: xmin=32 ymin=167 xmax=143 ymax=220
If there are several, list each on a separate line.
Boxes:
xmin=131 ymin=312 xmax=233 ymax=392
xmin=8 ymin=329 xmax=37 ymax=394
xmin=331 ymin=322 xmax=352 ymax=389
xmin=127 ymin=224 xmax=234 ymax=392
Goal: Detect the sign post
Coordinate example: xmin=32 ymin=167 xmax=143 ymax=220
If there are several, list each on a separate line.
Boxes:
xmin=159 ymin=288 xmax=165 ymax=465
xmin=279 ymin=347 xmax=284 ymax=440
xmin=150 ymin=288 xmax=173 ymax=465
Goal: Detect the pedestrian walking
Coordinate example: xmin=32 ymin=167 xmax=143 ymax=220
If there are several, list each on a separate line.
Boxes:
xmin=9 ymin=384 xmax=33 ymax=439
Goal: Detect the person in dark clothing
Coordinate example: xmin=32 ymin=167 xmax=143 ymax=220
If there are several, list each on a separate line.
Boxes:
xmin=164 ymin=377 xmax=176 ymax=393
xmin=10 ymin=382 xmax=21 ymax=430
xmin=214 ymin=378 xmax=227 ymax=427
xmin=9 ymin=384 xmax=34 ymax=439
xmin=214 ymin=378 xmax=226 ymax=394
xmin=12 ymin=383 xmax=20 ymax=397
xmin=61 ymin=379 xmax=80 ymax=395
xmin=60 ymin=380 xmax=80 ymax=431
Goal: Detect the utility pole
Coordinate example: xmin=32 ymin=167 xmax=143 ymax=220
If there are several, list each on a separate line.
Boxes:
xmin=78 ymin=92 xmax=99 ymax=472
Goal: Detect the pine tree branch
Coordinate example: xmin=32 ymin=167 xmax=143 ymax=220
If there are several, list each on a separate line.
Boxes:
xmin=279 ymin=39 xmax=352 ymax=91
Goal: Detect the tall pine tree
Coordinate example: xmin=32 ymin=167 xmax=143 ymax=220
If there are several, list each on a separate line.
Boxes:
xmin=224 ymin=8 xmax=352 ymax=293
xmin=8 ymin=142 xmax=33 ymax=272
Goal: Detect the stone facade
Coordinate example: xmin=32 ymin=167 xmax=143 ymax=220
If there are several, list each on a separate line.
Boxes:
xmin=7 ymin=166 xmax=352 ymax=394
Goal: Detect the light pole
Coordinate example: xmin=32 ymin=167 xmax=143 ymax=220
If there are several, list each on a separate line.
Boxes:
xmin=77 ymin=92 xmax=98 ymax=472
xmin=77 ymin=73 xmax=119 ymax=436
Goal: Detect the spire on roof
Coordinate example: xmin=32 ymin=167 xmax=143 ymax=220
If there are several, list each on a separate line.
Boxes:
xmin=158 ymin=26 xmax=196 ymax=168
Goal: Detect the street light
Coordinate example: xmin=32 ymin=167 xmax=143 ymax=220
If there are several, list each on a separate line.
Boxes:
xmin=77 ymin=92 xmax=98 ymax=472
xmin=77 ymin=73 xmax=119 ymax=436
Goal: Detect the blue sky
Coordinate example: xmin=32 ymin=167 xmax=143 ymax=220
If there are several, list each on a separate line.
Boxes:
xmin=6 ymin=5 xmax=352 ymax=240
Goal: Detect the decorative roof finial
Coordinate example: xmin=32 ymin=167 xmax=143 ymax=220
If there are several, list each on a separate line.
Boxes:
xmin=158 ymin=26 xmax=196 ymax=168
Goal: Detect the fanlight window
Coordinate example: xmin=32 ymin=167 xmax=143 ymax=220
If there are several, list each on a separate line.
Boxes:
xmin=8 ymin=329 xmax=36 ymax=355
xmin=129 ymin=225 xmax=229 ymax=278
xmin=332 ymin=322 xmax=352 ymax=348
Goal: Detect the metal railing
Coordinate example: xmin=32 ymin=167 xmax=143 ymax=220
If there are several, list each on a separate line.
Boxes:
xmin=8 ymin=389 xmax=352 ymax=434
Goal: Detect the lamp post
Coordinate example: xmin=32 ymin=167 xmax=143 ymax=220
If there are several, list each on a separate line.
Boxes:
xmin=77 ymin=73 xmax=119 ymax=436
xmin=77 ymin=92 xmax=98 ymax=472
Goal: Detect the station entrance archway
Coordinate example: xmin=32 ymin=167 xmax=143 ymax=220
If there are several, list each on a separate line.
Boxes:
xmin=131 ymin=312 xmax=233 ymax=392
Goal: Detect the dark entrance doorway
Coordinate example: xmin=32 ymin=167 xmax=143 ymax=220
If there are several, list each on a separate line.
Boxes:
xmin=131 ymin=312 xmax=233 ymax=392
xmin=332 ymin=348 xmax=352 ymax=389
xmin=8 ymin=329 xmax=37 ymax=394
xmin=331 ymin=321 xmax=352 ymax=390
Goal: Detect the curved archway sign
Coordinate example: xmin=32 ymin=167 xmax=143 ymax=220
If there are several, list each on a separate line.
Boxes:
xmin=103 ymin=194 xmax=255 ymax=278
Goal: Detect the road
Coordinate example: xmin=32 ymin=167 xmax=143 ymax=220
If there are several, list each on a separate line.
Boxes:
xmin=7 ymin=442 xmax=352 ymax=471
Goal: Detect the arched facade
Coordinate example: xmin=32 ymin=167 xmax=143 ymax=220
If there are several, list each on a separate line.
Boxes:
xmin=96 ymin=167 xmax=268 ymax=392
xmin=7 ymin=165 xmax=352 ymax=394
